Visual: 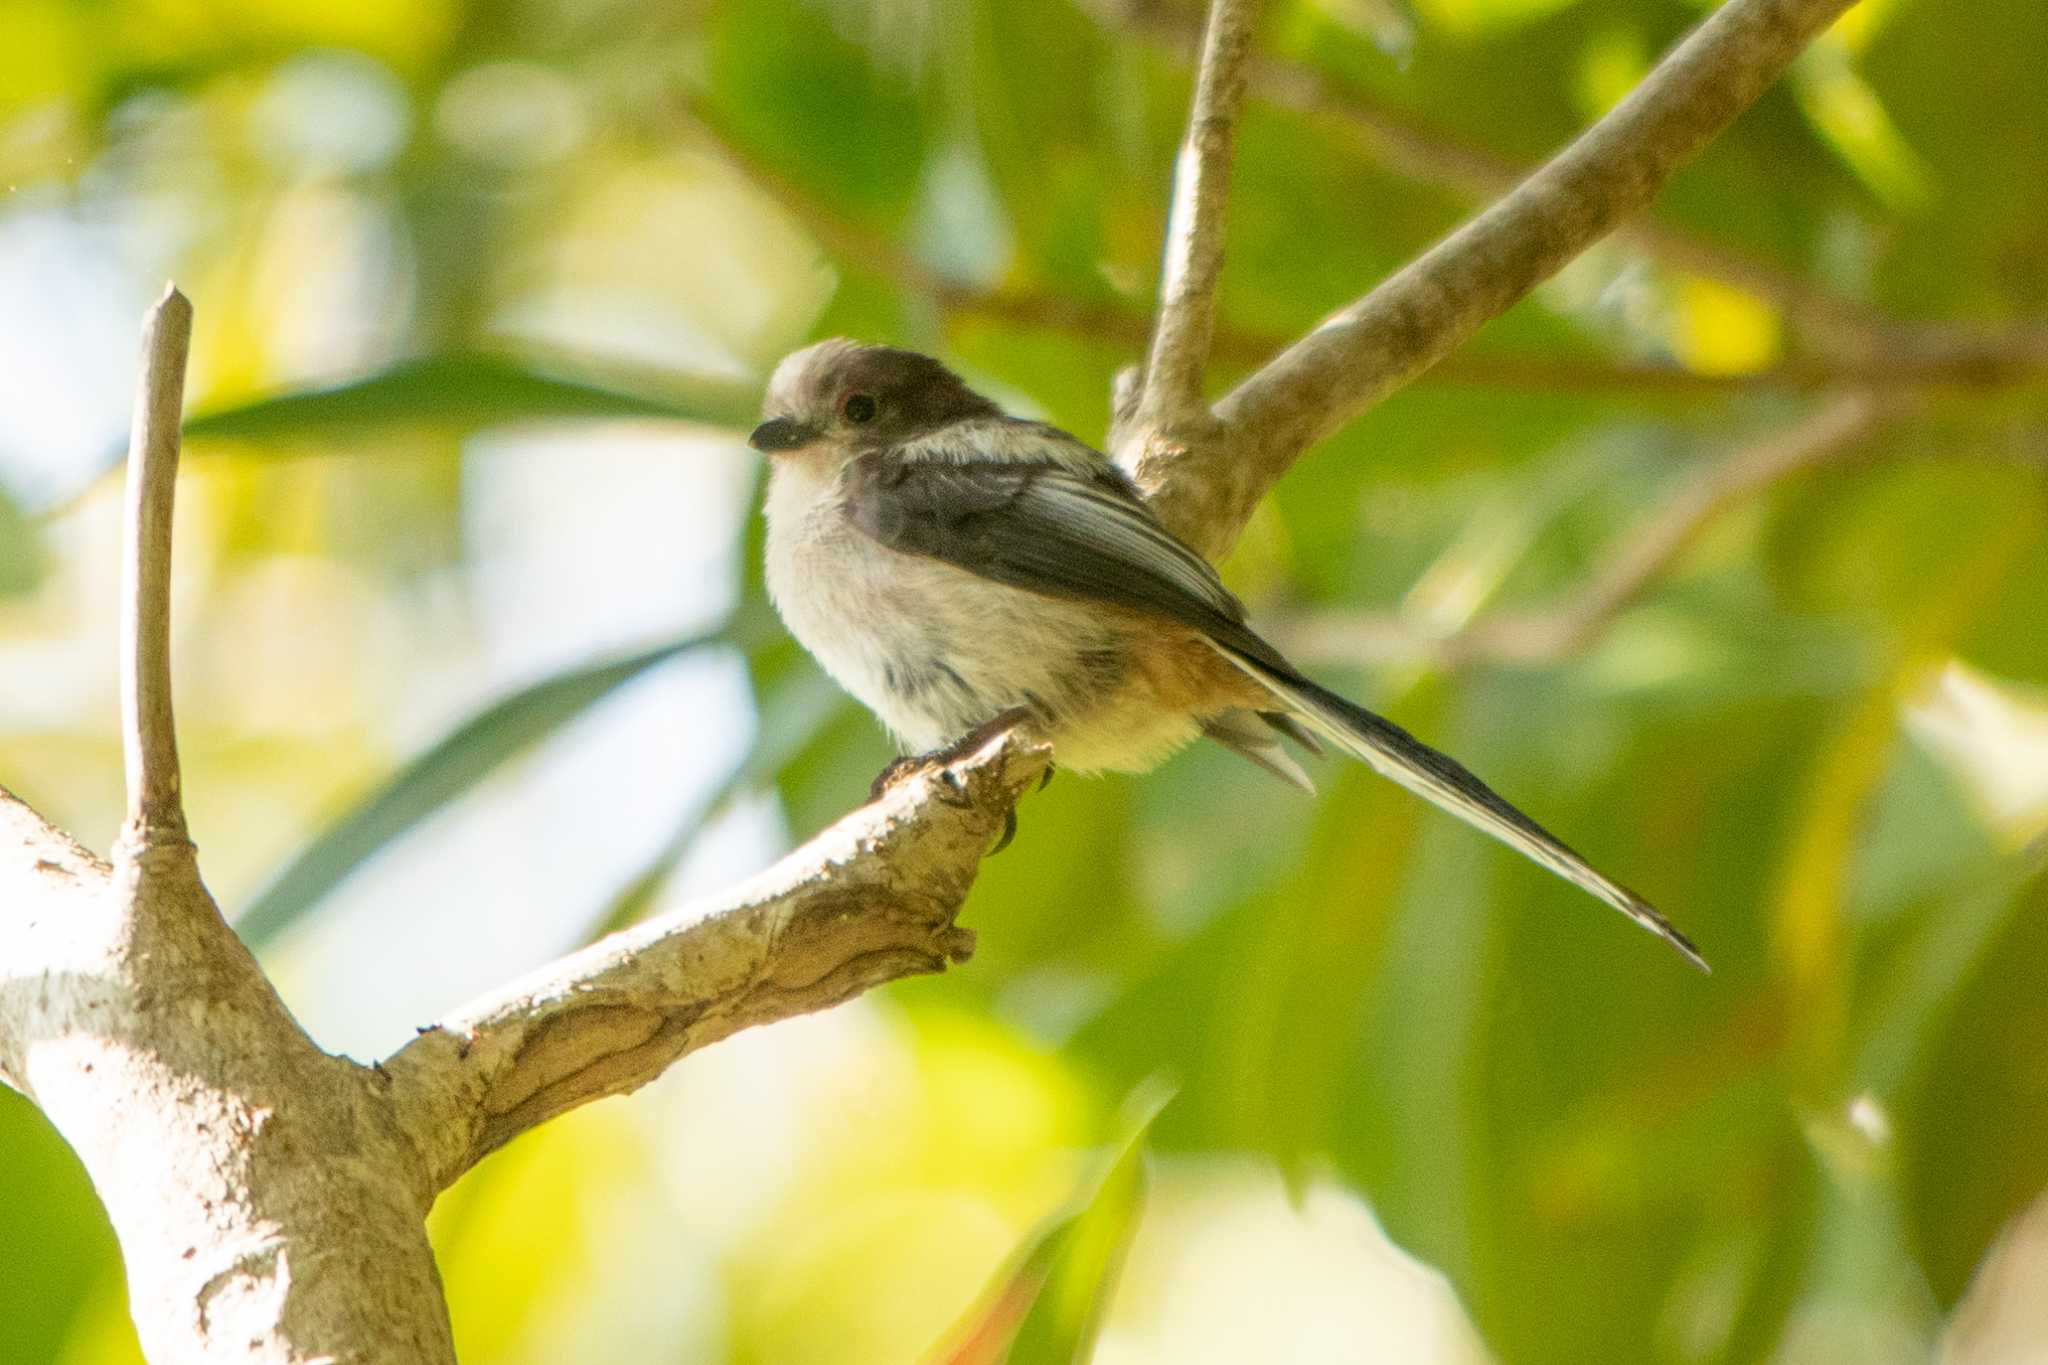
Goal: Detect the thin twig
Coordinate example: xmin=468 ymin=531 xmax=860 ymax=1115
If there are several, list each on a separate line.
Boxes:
xmin=118 ymin=283 xmax=194 ymax=848
xmin=1279 ymin=394 xmax=1899 ymax=668
xmin=1186 ymin=0 xmax=1860 ymax=553
xmin=1127 ymin=0 xmax=1262 ymax=444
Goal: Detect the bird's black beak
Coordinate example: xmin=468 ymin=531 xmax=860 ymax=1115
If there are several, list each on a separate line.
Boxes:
xmin=748 ymin=416 xmax=819 ymax=454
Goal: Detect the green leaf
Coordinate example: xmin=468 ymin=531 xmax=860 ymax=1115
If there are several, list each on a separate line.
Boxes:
xmin=0 ymin=484 xmax=43 ymax=597
xmin=933 ymin=1080 xmax=1173 ymax=1365
xmin=180 ymin=354 xmax=760 ymax=445
xmin=0 ymin=1090 xmax=125 ymax=1363
xmin=1901 ymin=858 xmax=2048 ymax=1305
xmin=237 ymin=611 xmax=772 ymax=950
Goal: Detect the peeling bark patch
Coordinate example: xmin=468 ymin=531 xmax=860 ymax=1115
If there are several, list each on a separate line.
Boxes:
xmin=195 ymin=1242 xmax=282 ymax=1336
xmin=492 ymin=1004 xmax=665 ymax=1115
xmin=473 ymin=1016 xmax=695 ymax=1160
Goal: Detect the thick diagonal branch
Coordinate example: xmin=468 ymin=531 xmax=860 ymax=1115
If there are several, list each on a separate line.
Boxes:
xmin=1 ymin=276 xmax=1059 ymax=1359
xmin=382 ymin=726 xmax=1050 ymax=1193
xmin=1138 ymin=0 xmax=1859 ymax=557
xmin=1098 ymin=0 xmax=1886 ymax=346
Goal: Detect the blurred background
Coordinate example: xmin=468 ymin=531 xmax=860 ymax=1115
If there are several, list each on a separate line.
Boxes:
xmin=3 ymin=0 xmax=2046 ymax=1360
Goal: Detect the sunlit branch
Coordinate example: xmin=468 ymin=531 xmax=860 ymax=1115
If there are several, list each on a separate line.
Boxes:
xmin=381 ymin=725 xmax=1050 ymax=1193
xmin=0 ymin=286 xmax=1056 ymax=1357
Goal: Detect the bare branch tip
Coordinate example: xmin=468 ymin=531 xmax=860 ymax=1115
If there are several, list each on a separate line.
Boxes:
xmin=118 ymin=287 xmax=196 ymax=849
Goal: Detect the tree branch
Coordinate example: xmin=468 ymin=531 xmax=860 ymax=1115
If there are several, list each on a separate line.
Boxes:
xmin=0 ymin=788 xmax=113 ymax=1094
xmin=1096 ymin=0 xmax=1892 ymax=348
xmin=1127 ymin=0 xmax=1860 ymax=557
xmin=1276 ymin=393 xmax=1899 ymax=668
xmin=1121 ymin=0 xmax=1261 ymax=448
xmin=118 ymin=284 xmax=194 ymax=851
xmin=382 ymin=725 xmax=1049 ymax=1193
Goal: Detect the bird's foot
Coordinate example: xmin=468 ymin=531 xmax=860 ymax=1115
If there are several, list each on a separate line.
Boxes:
xmin=867 ymin=708 xmax=1042 ymax=853
xmin=869 ymin=708 xmax=1038 ymax=801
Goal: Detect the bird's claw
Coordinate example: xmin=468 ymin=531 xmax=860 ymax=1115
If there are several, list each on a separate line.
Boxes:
xmin=990 ymin=808 xmax=1018 ymax=855
xmin=866 ymin=708 xmax=1043 ymax=852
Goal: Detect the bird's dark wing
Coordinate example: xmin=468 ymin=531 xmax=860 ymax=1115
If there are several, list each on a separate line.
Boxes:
xmin=840 ymin=436 xmax=1707 ymax=969
xmin=840 ymin=443 xmax=1292 ymax=674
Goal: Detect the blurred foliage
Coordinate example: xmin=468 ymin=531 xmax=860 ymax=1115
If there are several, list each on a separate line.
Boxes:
xmin=940 ymin=1082 xmax=1172 ymax=1365
xmin=181 ymin=353 xmax=759 ymax=446
xmin=4 ymin=0 xmax=2048 ymax=1361
xmin=236 ymin=616 xmax=758 ymax=948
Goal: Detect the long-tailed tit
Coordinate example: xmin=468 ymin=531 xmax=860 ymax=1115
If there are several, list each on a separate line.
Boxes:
xmin=751 ymin=339 xmax=1706 ymax=970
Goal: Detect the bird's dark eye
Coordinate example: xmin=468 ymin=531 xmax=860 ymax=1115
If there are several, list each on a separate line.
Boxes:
xmin=842 ymin=393 xmax=877 ymax=424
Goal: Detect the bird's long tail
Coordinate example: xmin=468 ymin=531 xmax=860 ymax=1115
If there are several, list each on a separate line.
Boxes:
xmin=1214 ymin=644 xmax=1708 ymax=972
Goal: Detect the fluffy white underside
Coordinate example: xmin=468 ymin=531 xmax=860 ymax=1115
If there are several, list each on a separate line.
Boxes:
xmin=765 ymin=455 xmax=1202 ymax=774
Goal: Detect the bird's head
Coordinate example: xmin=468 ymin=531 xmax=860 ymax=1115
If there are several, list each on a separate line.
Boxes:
xmin=749 ymin=339 xmax=998 ymax=463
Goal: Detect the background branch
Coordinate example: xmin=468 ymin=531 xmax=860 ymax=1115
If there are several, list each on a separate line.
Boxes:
xmin=683 ymin=82 xmax=2048 ymax=409
xmin=1276 ymin=393 xmax=1899 ymax=668
xmin=384 ymin=726 xmax=1050 ymax=1193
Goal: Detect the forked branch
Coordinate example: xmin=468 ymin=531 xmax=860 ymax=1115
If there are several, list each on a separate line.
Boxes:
xmin=1139 ymin=0 xmax=1863 ymax=556
xmin=382 ymin=726 xmax=1049 ymax=1192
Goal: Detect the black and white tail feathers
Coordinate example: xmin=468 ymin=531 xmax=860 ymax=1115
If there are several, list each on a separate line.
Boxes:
xmin=1216 ymin=645 xmax=1709 ymax=973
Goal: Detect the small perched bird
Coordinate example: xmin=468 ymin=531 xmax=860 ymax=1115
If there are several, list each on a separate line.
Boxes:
xmin=751 ymin=339 xmax=1706 ymax=970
